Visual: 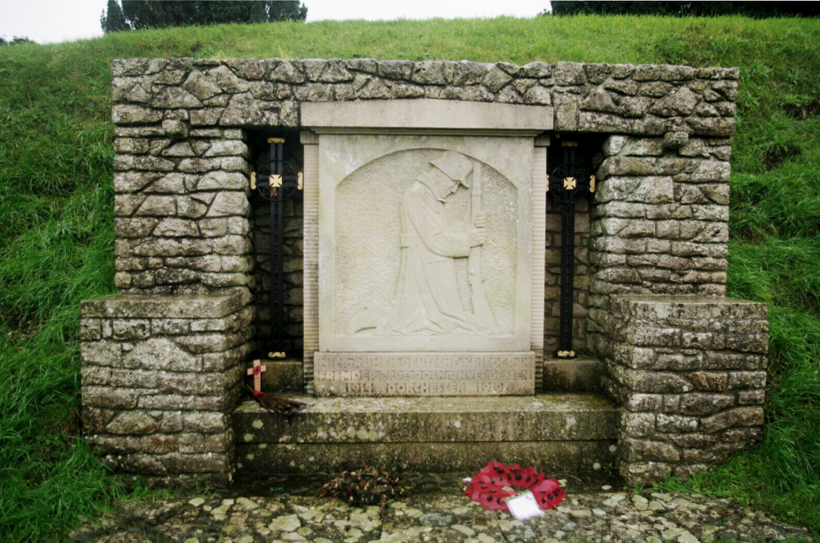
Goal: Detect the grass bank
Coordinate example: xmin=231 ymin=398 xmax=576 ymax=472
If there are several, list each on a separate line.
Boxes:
xmin=0 ymin=15 xmax=818 ymax=540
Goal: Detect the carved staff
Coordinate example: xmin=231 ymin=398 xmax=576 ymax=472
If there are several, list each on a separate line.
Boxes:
xmin=469 ymin=162 xmax=499 ymax=333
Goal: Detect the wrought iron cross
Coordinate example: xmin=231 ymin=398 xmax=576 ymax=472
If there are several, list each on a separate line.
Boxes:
xmin=251 ymin=138 xmax=303 ymax=359
xmin=548 ymin=141 xmax=595 ymax=359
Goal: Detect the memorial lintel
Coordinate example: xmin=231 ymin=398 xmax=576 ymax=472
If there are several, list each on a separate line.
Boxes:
xmin=302 ymin=99 xmax=554 ymax=134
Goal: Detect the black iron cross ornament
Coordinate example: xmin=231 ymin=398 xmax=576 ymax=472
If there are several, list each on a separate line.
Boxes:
xmin=548 ymin=141 xmax=595 ymax=360
xmin=251 ymin=138 xmax=303 ymax=359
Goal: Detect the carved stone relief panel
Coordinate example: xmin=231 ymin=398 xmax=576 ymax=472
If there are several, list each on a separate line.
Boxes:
xmin=318 ymin=135 xmax=535 ymax=353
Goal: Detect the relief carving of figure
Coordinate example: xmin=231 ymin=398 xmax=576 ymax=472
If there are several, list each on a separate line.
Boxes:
xmin=347 ymin=151 xmax=499 ymax=336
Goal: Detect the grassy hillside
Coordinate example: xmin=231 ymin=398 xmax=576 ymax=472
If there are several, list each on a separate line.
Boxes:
xmin=1 ymin=15 xmax=818 ymax=541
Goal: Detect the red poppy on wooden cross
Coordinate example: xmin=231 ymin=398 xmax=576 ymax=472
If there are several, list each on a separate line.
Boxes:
xmin=247 ymin=359 xmax=267 ymax=395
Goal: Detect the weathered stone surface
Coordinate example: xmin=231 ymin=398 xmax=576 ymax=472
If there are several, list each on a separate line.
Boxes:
xmin=112 ymin=105 xmax=163 ymax=125
xmin=554 ymin=62 xmax=587 ymax=85
xmin=80 ymin=292 xmax=249 ymax=487
xmin=235 ymin=394 xmax=617 ymax=444
xmin=595 ymin=295 xmax=768 ymax=486
xmin=153 ymin=218 xmax=198 ymax=237
xmin=152 ymin=87 xmax=202 ymax=109
xmin=97 ymin=57 xmax=747 ymax=486
xmin=106 ymin=412 xmax=160 ymax=435
xmin=315 ymin=352 xmax=536 ymax=396
xmin=82 ymin=293 xmax=243 ymax=319
xmin=123 ymin=337 xmax=198 ymax=371
xmin=220 ymin=93 xmax=266 ymax=126
xmin=203 ymin=140 xmax=248 ymax=158
xmin=523 ymin=85 xmax=552 ymax=105
xmin=182 ymin=70 xmax=223 ymax=100
xmin=207 ymin=65 xmax=249 ymax=93
xmin=69 ymin=487 xmax=812 ymax=543
xmin=239 ymin=439 xmax=615 ymax=476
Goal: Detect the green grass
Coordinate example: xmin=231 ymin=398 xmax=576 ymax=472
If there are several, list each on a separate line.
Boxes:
xmin=0 ymin=14 xmax=818 ymax=540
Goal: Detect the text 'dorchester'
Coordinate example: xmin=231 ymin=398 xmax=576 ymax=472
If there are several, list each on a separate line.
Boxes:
xmin=314 ymin=352 xmax=535 ymax=396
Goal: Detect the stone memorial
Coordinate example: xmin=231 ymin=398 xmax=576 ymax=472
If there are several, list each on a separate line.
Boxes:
xmin=81 ymin=57 xmax=767 ymax=488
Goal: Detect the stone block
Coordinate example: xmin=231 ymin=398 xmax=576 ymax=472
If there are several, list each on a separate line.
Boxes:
xmin=112 ymin=105 xmax=163 ymax=125
xmin=106 ymin=412 xmax=160 ymax=435
xmin=620 ymin=462 xmax=672 ymax=486
xmin=541 ymin=357 xmax=601 ymax=392
xmin=688 ymin=371 xmax=728 ymax=392
xmin=182 ymin=412 xmax=228 ymax=433
xmin=81 ymin=341 xmax=123 ymax=366
xmin=259 ymin=359 xmax=304 ymax=393
xmin=727 ymin=371 xmax=767 ymax=390
xmin=655 ymin=413 xmax=699 ymax=433
xmin=701 ymin=407 xmax=764 ymax=433
xmin=621 ymin=412 xmax=655 ymax=437
xmin=622 ymin=439 xmax=680 ymax=463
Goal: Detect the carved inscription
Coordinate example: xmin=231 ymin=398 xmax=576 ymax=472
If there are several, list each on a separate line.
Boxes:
xmin=314 ymin=352 xmax=535 ymax=396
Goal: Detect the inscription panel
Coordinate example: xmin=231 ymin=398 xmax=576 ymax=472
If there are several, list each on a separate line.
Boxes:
xmin=314 ymin=352 xmax=535 ymax=396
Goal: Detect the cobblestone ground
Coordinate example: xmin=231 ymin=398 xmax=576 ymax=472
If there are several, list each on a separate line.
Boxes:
xmin=70 ymin=475 xmax=812 ymax=543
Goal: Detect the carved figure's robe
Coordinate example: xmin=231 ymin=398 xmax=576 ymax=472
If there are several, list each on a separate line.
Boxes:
xmin=348 ymin=172 xmax=488 ymax=336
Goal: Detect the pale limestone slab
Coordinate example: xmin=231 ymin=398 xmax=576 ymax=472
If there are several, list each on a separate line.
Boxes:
xmin=302 ymin=99 xmax=553 ymax=132
xmin=318 ymin=134 xmax=536 ymax=353
xmin=314 ymin=352 xmax=536 ymax=396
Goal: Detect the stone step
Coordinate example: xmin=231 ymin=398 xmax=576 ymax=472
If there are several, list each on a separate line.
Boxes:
xmin=542 ymin=355 xmax=602 ymax=392
xmin=257 ymin=357 xmax=303 ymax=393
xmin=234 ymin=393 xmax=619 ymax=476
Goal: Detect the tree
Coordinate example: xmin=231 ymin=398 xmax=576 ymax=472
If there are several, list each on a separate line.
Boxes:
xmin=101 ymin=0 xmax=128 ymax=33
xmin=548 ymin=1 xmax=819 ymax=18
xmin=100 ymin=1 xmax=307 ymax=33
xmin=0 ymin=36 xmax=35 ymax=46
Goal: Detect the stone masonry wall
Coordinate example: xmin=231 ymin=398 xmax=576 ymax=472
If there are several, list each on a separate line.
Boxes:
xmin=91 ymin=57 xmax=757 ymax=485
xmin=80 ymin=293 xmax=252 ymax=488
xmin=587 ymin=132 xmax=734 ymax=371
xmin=600 ymin=296 xmax=767 ymax=485
xmin=114 ymin=129 xmax=254 ymax=295
xmin=111 ymin=58 xmax=738 ymax=136
xmin=110 ymin=57 xmax=739 ymax=384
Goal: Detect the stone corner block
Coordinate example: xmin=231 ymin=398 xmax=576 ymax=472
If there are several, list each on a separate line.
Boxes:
xmin=81 ymin=293 xmax=244 ymax=319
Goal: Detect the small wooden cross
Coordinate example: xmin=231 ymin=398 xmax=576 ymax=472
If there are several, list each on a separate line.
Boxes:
xmin=247 ymin=359 xmax=267 ymax=393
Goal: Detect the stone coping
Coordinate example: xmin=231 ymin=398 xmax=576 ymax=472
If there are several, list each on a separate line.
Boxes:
xmin=111 ymin=58 xmax=739 ymax=136
xmin=114 ymin=57 xmax=740 ymax=82
xmin=81 ymin=293 xmax=245 ymax=319
xmin=612 ymin=294 xmax=768 ymax=319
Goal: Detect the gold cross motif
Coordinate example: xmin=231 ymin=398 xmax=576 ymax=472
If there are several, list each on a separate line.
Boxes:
xmin=563 ymin=176 xmax=577 ymax=190
xmin=246 ymin=359 xmax=267 ymax=393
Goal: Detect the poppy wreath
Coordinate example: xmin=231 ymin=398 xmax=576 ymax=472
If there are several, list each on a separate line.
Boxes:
xmin=464 ymin=461 xmax=566 ymax=512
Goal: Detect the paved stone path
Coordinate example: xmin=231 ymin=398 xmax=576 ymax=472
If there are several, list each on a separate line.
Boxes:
xmin=70 ymin=477 xmax=811 ymax=543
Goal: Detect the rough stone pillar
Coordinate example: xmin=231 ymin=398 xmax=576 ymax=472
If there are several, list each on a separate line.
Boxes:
xmin=113 ymin=127 xmax=253 ymax=295
xmin=80 ymin=293 xmax=252 ymax=488
xmin=602 ymin=296 xmax=768 ymax=485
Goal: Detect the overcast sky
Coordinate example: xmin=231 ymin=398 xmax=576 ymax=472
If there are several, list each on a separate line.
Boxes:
xmin=1 ymin=1 xmax=548 ymax=45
